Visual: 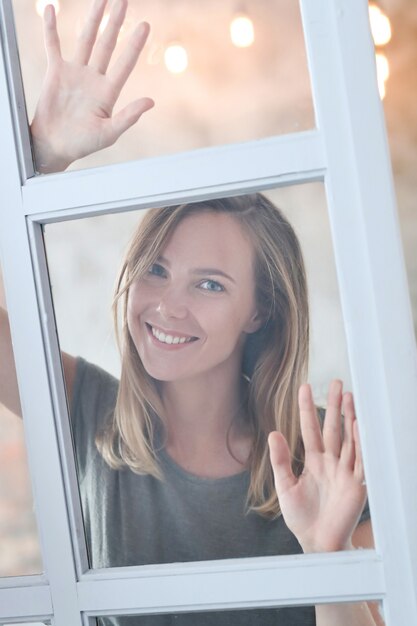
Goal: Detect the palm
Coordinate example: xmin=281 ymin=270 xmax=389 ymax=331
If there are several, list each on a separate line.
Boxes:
xmin=31 ymin=0 xmax=154 ymax=172
xmin=269 ymin=382 xmax=367 ymax=553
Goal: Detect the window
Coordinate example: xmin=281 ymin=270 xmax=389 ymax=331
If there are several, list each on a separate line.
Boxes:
xmin=0 ymin=0 xmax=416 ymax=625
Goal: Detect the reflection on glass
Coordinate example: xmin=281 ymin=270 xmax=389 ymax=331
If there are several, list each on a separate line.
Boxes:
xmin=0 ymin=269 xmax=43 ymax=577
xmin=91 ymin=603 xmax=384 ymax=626
xmin=13 ymin=0 xmax=314 ymax=170
xmin=44 ymin=184 xmax=371 ymax=571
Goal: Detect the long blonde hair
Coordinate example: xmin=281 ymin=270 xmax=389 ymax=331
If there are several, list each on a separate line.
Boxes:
xmin=96 ymin=194 xmax=309 ymax=518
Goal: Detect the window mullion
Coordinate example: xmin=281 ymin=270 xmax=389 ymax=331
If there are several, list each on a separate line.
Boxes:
xmin=0 ymin=12 xmax=83 ymax=626
xmin=21 ymin=130 xmax=326 ymax=220
xmin=0 ymin=0 xmax=34 ymax=181
xmin=76 ymin=551 xmax=384 ymax=616
xmin=300 ymin=0 xmax=417 ymax=623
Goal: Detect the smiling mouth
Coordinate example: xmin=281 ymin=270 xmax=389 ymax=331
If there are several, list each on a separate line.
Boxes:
xmin=146 ymin=323 xmax=199 ymax=345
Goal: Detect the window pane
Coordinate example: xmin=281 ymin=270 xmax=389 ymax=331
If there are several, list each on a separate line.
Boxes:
xmin=13 ymin=0 xmax=314 ymax=171
xmin=0 ymin=269 xmax=43 ymax=576
xmin=44 ymin=184 xmax=372 ymax=570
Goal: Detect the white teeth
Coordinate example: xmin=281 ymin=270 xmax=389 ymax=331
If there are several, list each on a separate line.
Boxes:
xmin=151 ymin=326 xmax=193 ymax=345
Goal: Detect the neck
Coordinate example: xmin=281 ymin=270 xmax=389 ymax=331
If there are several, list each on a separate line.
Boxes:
xmin=160 ymin=362 xmax=251 ymax=477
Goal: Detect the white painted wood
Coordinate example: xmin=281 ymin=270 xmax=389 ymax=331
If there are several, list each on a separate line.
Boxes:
xmin=0 ymin=0 xmax=34 ymax=181
xmin=0 ymin=582 xmax=51 ymax=621
xmin=0 ymin=5 xmax=82 ymax=625
xmin=1 ymin=0 xmax=415 ymax=623
xmin=300 ymin=0 xmax=417 ymax=623
xmin=22 ymin=131 xmax=325 ymax=221
xmin=77 ymin=551 xmax=385 ymax=615
xmin=26 ymin=219 xmax=90 ymax=577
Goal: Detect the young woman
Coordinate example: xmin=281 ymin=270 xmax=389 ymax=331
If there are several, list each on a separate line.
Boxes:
xmin=1 ymin=1 xmax=384 ymax=624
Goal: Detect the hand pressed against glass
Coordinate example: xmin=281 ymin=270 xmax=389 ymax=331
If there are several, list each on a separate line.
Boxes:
xmin=269 ymin=381 xmax=367 ymax=554
xmin=31 ymin=0 xmax=154 ymax=173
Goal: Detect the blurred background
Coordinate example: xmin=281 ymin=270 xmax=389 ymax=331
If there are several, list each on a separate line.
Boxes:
xmin=0 ymin=0 xmax=415 ymax=578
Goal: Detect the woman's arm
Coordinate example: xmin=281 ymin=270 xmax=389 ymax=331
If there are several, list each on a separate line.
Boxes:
xmin=314 ymin=520 xmax=385 ymax=626
xmin=269 ymin=382 xmax=385 ymax=626
xmin=31 ymin=0 xmax=154 ymax=173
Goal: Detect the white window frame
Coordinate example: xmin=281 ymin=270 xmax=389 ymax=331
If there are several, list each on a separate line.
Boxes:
xmin=0 ymin=0 xmax=416 ymax=624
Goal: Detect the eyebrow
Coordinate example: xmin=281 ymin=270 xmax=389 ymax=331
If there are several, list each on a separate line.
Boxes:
xmin=157 ymin=256 xmax=236 ymax=284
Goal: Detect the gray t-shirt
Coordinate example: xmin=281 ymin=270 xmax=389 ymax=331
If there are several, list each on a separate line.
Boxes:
xmin=71 ymin=357 xmax=370 ymax=626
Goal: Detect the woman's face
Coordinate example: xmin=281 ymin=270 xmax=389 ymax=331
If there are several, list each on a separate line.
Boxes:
xmin=127 ymin=210 xmax=262 ymax=383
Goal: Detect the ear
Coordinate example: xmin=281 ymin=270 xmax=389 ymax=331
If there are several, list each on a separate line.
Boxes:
xmin=243 ymin=310 xmax=264 ymax=334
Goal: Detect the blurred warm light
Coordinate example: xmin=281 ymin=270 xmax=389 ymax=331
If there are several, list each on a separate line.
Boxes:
xmin=164 ymin=44 xmax=188 ymax=74
xmin=36 ymin=0 xmax=60 ymax=17
xmin=98 ymin=12 xmax=125 ymax=38
xmin=230 ymin=15 xmax=255 ymax=48
xmin=369 ymin=4 xmax=392 ymax=46
xmin=376 ymin=51 xmax=389 ymax=99
xmin=376 ymin=52 xmax=390 ymax=82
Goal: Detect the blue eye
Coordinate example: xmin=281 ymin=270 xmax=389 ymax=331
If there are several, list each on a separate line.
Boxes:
xmin=199 ymin=279 xmax=224 ymax=293
xmin=147 ymin=263 xmax=167 ymax=278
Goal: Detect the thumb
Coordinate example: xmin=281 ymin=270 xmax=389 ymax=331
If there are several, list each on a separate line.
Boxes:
xmin=268 ymin=431 xmax=297 ymax=495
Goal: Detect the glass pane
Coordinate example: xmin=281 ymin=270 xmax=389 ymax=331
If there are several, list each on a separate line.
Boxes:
xmin=0 ymin=268 xmax=43 ymax=575
xmin=44 ymin=184 xmax=372 ymax=570
xmin=12 ymin=0 xmax=314 ymax=171
xmin=90 ymin=602 xmax=384 ymax=626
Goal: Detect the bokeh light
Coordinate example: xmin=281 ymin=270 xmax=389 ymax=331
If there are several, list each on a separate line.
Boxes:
xmin=164 ymin=44 xmax=188 ymax=74
xmin=369 ymin=4 xmax=392 ymax=46
xmin=36 ymin=0 xmax=60 ymax=17
xmin=230 ymin=15 xmax=255 ymax=48
xmin=376 ymin=51 xmax=389 ymax=99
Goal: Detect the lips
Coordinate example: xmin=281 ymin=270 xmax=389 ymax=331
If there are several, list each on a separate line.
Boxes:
xmin=146 ymin=323 xmax=199 ymax=346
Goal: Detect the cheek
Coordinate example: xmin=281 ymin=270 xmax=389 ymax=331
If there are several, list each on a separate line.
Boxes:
xmin=201 ymin=300 xmax=250 ymax=342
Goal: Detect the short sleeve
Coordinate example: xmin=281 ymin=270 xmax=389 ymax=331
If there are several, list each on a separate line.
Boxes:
xmin=70 ymin=357 xmax=119 ymax=482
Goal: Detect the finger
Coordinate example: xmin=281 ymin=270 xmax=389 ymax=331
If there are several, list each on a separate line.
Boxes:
xmin=108 ymin=22 xmax=150 ymax=95
xmin=104 ymin=97 xmax=154 ymax=146
xmin=353 ymin=418 xmax=365 ymax=483
xmin=268 ymin=431 xmax=297 ymax=495
xmin=322 ymin=379 xmax=343 ymax=456
xmin=74 ymin=0 xmax=108 ymax=65
xmin=90 ymin=0 xmax=128 ymax=74
xmin=299 ymin=384 xmax=324 ymax=455
xmin=43 ymin=5 xmax=62 ymax=63
xmin=340 ymin=392 xmax=355 ymax=470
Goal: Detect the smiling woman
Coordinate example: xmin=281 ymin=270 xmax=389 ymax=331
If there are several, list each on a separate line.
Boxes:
xmin=0 ymin=0 xmax=384 ymax=623
xmin=43 ymin=192 xmax=376 ymax=626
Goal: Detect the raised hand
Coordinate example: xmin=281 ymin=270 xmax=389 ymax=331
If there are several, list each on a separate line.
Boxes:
xmin=30 ymin=0 xmax=154 ymax=173
xmin=269 ymin=380 xmax=367 ymax=553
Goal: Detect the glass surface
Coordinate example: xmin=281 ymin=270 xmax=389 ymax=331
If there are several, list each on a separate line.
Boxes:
xmin=44 ymin=184 xmax=354 ymax=398
xmin=12 ymin=0 xmax=314 ymax=170
xmin=0 ymin=268 xmax=43 ymax=576
xmin=44 ymin=183 xmax=371 ymax=570
xmin=90 ymin=603 xmax=384 ymax=626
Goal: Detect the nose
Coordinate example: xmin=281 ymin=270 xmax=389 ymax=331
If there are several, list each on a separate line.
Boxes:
xmin=156 ymin=285 xmax=188 ymax=320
